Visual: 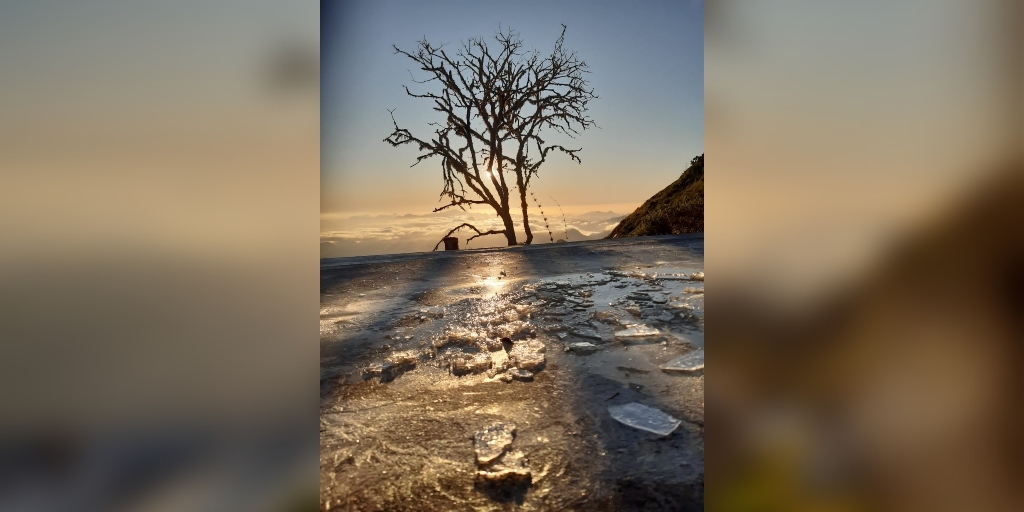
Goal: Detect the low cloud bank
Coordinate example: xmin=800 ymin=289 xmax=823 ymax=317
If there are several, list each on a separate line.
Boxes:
xmin=321 ymin=209 xmax=626 ymax=258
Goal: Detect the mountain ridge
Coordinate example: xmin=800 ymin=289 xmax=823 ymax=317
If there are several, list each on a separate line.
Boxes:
xmin=607 ymin=154 xmax=704 ymax=239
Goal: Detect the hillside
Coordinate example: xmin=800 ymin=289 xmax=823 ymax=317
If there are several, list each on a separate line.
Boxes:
xmin=607 ymin=154 xmax=704 ymax=238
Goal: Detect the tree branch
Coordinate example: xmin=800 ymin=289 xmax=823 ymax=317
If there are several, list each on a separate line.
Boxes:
xmin=432 ymin=223 xmax=506 ymax=251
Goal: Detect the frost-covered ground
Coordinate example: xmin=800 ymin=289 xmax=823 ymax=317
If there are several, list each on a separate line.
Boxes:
xmin=320 ymin=234 xmax=704 ymax=511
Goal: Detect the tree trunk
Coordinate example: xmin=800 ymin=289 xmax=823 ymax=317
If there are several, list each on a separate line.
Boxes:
xmin=517 ymin=180 xmax=534 ymax=245
xmin=500 ymin=210 xmax=518 ymax=245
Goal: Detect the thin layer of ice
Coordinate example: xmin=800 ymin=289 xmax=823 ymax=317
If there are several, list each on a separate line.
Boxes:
xmin=419 ymin=306 xmax=445 ymax=318
xmin=542 ymin=307 xmax=572 ymax=316
xmin=607 ymin=402 xmax=682 ymax=436
xmin=655 ymin=312 xmax=675 ymax=323
xmin=570 ymin=327 xmax=602 ymax=340
xmin=660 ymin=349 xmax=704 ymax=373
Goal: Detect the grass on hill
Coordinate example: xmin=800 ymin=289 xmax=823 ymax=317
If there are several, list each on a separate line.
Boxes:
xmin=607 ymin=154 xmax=703 ymax=239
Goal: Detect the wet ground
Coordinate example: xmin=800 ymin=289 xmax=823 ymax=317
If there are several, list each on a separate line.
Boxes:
xmin=320 ymin=234 xmax=704 ymax=511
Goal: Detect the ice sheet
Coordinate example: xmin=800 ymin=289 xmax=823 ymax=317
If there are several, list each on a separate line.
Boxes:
xmin=660 ymin=349 xmax=704 ymax=373
xmin=607 ymin=402 xmax=682 ymax=436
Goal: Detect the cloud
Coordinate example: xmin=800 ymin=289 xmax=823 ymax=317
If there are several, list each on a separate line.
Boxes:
xmin=320 ymin=210 xmax=628 ymax=258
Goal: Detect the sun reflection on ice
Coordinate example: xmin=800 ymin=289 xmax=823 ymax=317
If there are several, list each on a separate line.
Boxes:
xmin=480 ymin=275 xmax=509 ymax=296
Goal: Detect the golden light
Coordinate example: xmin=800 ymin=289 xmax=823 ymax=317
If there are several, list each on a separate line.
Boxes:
xmin=480 ymin=275 xmax=508 ymax=294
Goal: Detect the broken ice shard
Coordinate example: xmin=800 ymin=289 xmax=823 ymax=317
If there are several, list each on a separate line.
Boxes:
xmin=361 ymin=362 xmax=385 ymax=379
xmin=660 ymin=349 xmax=704 ymax=373
xmin=384 ymin=350 xmax=420 ymax=366
xmin=489 ymin=349 xmax=511 ymax=372
xmin=507 ymin=368 xmax=534 ymax=381
xmin=476 ymin=465 xmax=532 ymax=484
xmin=509 ymin=339 xmax=546 ymax=371
xmin=607 ymin=403 xmax=682 ymax=436
xmin=614 ymin=325 xmax=660 ymax=338
xmin=570 ymin=327 xmax=602 ymax=340
xmin=452 ymin=352 xmax=492 ymax=375
xmin=437 ymin=327 xmax=482 ymax=348
xmin=565 ymin=342 xmax=599 ymax=354
xmin=476 ymin=449 xmax=531 ymax=483
xmin=474 ymin=423 xmax=516 ymax=465
xmin=487 ymin=320 xmax=533 ymax=340
xmin=512 ymin=351 xmax=545 ymax=371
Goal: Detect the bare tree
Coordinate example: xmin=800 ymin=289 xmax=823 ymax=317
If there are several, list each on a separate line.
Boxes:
xmin=384 ymin=25 xmax=596 ymax=249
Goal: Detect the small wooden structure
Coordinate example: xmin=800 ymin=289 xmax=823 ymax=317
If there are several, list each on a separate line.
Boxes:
xmin=442 ymin=237 xmax=460 ymax=251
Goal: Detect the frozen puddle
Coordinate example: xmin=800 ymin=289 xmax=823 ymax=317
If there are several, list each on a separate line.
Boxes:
xmin=608 ymin=402 xmax=682 ymax=436
xmin=320 ymin=243 xmax=704 ymax=509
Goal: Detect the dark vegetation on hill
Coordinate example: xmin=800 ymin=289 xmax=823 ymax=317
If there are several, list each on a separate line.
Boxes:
xmin=607 ymin=154 xmax=704 ymax=239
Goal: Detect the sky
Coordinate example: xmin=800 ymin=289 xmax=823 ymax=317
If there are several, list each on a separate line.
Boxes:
xmin=321 ymin=0 xmax=703 ymax=256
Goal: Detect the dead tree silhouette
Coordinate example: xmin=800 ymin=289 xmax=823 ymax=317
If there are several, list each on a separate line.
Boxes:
xmin=383 ymin=25 xmax=597 ymax=250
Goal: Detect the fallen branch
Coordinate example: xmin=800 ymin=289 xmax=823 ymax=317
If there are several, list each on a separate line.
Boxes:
xmin=432 ymin=223 xmax=507 ymax=251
